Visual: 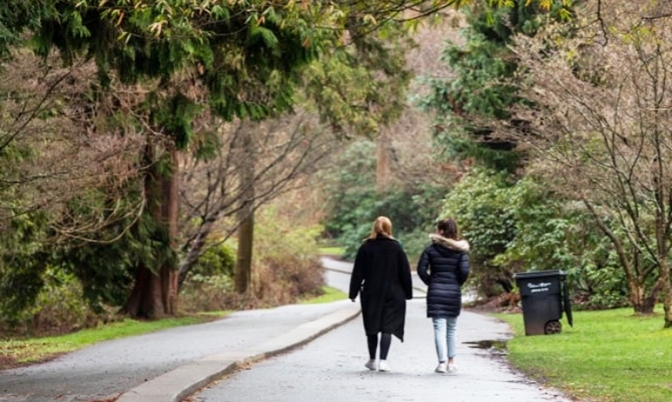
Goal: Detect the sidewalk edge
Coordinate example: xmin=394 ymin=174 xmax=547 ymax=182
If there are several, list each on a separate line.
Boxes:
xmin=115 ymin=303 xmax=361 ymax=402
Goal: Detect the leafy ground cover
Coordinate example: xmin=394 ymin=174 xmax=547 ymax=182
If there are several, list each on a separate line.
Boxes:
xmin=495 ymin=306 xmax=672 ymax=402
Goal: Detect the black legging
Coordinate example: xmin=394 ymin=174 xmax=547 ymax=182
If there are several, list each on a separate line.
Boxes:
xmin=367 ymin=333 xmax=392 ymax=360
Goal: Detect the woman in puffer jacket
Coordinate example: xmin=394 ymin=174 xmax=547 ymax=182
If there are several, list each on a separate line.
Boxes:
xmin=417 ymin=218 xmax=470 ymax=374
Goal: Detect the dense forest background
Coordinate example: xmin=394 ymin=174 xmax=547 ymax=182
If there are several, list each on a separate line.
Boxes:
xmin=2 ymin=0 xmax=672 ymax=337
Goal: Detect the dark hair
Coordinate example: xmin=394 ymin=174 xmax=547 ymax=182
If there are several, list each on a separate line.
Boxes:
xmin=437 ymin=218 xmax=459 ymax=240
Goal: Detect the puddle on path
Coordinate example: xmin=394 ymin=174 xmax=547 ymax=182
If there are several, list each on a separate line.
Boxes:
xmin=463 ymin=339 xmax=508 ymax=356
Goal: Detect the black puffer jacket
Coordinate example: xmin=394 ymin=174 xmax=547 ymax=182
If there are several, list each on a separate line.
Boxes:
xmin=417 ymin=234 xmax=470 ymax=318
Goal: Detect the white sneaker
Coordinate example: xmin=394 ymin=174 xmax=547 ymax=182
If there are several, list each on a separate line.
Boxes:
xmin=448 ymin=362 xmax=458 ymax=373
xmin=365 ymin=359 xmax=377 ymax=371
xmin=378 ymin=360 xmax=390 ymax=372
xmin=435 ymin=362 xmax=447 ymax=373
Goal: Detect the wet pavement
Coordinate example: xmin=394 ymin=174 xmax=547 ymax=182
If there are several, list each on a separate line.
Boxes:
xmin=190 ymin=298 xmax=571 ymax=402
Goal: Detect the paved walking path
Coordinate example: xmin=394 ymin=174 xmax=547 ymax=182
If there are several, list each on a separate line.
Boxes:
xmin=0 ymin=257 xmax=573 ymax=402
xmin=192 ymin=298 xmax=570 ymax=402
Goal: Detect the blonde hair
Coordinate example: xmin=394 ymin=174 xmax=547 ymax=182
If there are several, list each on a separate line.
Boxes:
xmin=365 ymin=216 xmax=394 ymax=241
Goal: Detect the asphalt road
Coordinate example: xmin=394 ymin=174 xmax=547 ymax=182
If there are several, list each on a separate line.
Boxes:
xmin=0 ymin=294 xmax=351 ymax=402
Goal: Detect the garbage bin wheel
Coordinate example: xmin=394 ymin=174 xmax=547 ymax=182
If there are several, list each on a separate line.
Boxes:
xmin=544 ymin=320 xmax=562 ymax=334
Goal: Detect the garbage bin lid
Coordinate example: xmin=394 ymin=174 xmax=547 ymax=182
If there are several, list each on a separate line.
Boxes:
xmin=513 ymin=270 xmax=566 ymax=280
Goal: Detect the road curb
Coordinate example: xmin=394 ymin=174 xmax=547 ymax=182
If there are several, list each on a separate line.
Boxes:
xmin=115 ymin=303 xmax=361 ymax=402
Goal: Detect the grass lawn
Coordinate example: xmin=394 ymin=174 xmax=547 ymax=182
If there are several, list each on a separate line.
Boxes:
xmin=495 ymin=306 xmax=672 ymax=402
xmin=300 ymin=286 xmax=348 ymax=304
xmin=319 ymin=246 xmax=345 ymax=257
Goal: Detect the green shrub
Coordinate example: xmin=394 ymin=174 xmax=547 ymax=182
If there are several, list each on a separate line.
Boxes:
xmin=442 ymin=169 xmax=628 ymax=309
xmin=0 ymin=212 xmax=50 ymax=325
xmin=178 ymin=274 xmax=234 ymax=312
xmin=568 ymin=259 xmax=628 ymax=310
xmin=441 ymin=169 xmax=517 ymax=297
xmin=190 ymin=243 xmax=236 ymax=278
xmin=0 ymin=267 xmax=112 ymax=336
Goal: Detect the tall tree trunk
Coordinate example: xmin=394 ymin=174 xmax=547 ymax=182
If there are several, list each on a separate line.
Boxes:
xmin=651 ymin=89 xmax=672 ymax=328
xmin=375 ymin=129 xmax=392 ymax=192
xmin=123 ymin=142 xmax=179 ymax=318
xmin=629 ymin=278 xmax=658 ymax=314
xmin=234 ymin=122 xmax=255 ymax=294
xmin=161 ymin=143 xmax=179 ymax=314
xmin=655 ymin=195 xmax=672 ymax=326
xmin=660 ymin=259 xmax=672 ymax=328
xmin=235 ymin=208 xmax=254 ymax=294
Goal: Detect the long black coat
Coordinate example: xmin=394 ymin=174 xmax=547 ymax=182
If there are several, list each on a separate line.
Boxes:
xmin=417 ymin=235 xmax=470 ymax=318
xmin=349 ymin=236 xmax=413 ymax=341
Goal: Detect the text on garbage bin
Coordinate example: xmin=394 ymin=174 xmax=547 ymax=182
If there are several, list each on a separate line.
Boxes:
xmin=527 ymin=282 xmax=551 ymax=293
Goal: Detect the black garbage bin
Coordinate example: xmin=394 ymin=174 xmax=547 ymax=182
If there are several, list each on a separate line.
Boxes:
xmin=513 ymin=270 xmax=573 ymax=336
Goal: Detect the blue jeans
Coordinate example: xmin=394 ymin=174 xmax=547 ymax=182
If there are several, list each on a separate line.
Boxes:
xmin=432 ymin=317 xmax=457 ymax=362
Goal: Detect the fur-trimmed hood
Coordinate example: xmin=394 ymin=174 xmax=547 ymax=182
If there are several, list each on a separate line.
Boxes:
xmin=429 ymin=233 xmax=470 ymax=252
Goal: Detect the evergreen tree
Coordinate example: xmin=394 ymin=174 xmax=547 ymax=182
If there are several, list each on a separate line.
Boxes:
xmin=419 ymin=0 xmax=573 ymax=173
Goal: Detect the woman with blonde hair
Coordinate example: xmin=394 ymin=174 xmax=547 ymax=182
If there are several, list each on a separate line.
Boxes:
xmin=349 ymin=216 xmax=413 ymax=372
